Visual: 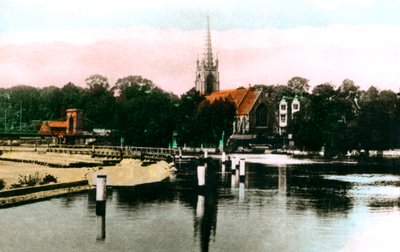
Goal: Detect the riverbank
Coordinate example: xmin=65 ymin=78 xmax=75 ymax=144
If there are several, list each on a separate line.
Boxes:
xmin=0 ymin=151 xmax=175 ymax=207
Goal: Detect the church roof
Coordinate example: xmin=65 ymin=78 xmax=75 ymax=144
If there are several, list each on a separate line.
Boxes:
xmin=206 ymin=87 xmax=262 ymax=115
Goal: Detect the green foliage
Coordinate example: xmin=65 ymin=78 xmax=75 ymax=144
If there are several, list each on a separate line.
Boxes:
xmin=175 ymin=88 xmax=236 ymax=147
xmin=290 ymin=79 xmax=400 ymax=155
xmin=41 ymin=174 xmax=58 ymax=184
xmin=287 ymin=76 xmax=310 ymax=94
xmin=3 ymin=74 xmax=400 ymax=153
xmin=13 ymin=172 xmax=41 ymax=187
xmin=10 ymin=173 xmax=57 ymax=188
xmin=113 ymin=75 xmax=178 ymax=146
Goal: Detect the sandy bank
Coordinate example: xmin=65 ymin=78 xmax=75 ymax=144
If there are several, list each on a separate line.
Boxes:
xmin=0 ymin=154 xmax=174 ymax=190
xmin=0 ymin=160 xmax=97 ymax=190
xmin=91 ymin=159 xmax=173 ymax=186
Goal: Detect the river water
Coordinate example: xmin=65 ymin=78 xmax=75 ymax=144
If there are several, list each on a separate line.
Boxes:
xmin=1 ymin=155 xmax=400 ymax=252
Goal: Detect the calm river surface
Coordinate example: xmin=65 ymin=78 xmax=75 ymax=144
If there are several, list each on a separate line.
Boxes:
xmin=1 ymin=156 xmax=400 ymax=252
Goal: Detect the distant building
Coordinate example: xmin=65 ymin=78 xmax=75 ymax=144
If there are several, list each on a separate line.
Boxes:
xmin=196 ymin=18 xmax=300 ymax=149
xmin=195 ymin=16 xmax=219 ymax=95
xmin=39 ymin=109 xmax=83 ymax=143
xmin=206 ymin=87 xmax=272 ymax=141
xmin=278 ymin=96 xmax=300 ymax=135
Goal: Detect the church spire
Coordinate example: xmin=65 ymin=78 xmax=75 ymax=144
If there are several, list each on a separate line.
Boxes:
xmin=195 ymin=16 xmax=220 ymax=95
xmin=205 ymin=15 xmax=214 ymax=67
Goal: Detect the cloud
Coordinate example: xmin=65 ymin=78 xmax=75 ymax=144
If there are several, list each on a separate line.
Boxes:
xmin=1 ymin=24 xmax=400 ymax=94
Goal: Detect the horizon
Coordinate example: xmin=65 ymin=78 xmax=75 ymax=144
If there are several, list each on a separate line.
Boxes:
xmin=1 ymin=0 xmax=400 ymax=95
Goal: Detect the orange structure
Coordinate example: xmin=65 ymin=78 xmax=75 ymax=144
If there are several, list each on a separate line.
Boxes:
xmin=39 ymin=109 xmax=83 ymax=138
xmin=205 ymin=87 xmax=271 ymax=138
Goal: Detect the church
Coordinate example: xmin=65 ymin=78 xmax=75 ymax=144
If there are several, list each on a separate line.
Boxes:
xmin=195 ymin=18 xmax=275 ymax=147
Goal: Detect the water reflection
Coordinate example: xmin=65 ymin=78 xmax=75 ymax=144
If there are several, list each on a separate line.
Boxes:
xmin=239 ymin=182 xmax=245 ymax=202
xmin=96 ymin=215 xmax=106 ymax=241
xmin=4 ymin=158 xmax=400 ymax=251
xmin=194 ymin=185 xmax=218 ymax=252
xmin=278 ymin=166 xmax=287 ymax=193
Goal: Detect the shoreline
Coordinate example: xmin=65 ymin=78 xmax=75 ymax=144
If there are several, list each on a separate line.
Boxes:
xmin=0 ymin=151 xmax=175 ymax=207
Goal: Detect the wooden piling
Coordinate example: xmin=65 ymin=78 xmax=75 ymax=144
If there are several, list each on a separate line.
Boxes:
xmin=96 ymin=175 xmax=107 ymax=216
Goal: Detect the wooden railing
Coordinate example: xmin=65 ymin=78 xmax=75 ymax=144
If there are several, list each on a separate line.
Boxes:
xmin=47 ymin=144 xmax=180 ymax=160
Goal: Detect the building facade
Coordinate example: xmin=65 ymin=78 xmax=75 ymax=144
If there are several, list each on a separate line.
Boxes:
xmin=195 ymin=17 xmax=220 ymax=95
xmin=39 ymin=109 xmax=83 ymax=143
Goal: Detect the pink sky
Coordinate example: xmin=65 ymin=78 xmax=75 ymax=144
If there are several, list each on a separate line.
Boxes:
xmin=1 ymin=25 xmax=400 ymax=95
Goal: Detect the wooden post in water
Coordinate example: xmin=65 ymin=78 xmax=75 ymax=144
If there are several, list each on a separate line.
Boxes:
xmin=197 ymin=165 xmax=206 ymax=191
xmin=239 ymin=158 xmax=246 ymax=182
xmin=231 ymin=173 xmax=236 ymax=188
xmin=231 ymin=155 xmax=236 ymax=173
xmin=96 ymin=175 xmax=107 ymax=216
xmin=221 ymin=152 xmax=226 ymax=164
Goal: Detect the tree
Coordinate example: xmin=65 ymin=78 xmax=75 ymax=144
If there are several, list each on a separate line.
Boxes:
xmin=196 ymin=98 xmax=236 ymax=146
xmin=83 ymin=75 xmax=115 ymax=129
xmin=176 ymin=88 xmax=204 ymax=146
xmin=113 ymin=75 xmax=178 ymax=146
xmin=287 ymin=76 xmax=310 ymax=93
xmin=85 ymin=74 xmax=110 ymax=91
xmin=338 ymin=79 xmax=359 ymax=98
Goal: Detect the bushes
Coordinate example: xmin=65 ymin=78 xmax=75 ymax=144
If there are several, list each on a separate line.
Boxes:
xmin=41 ymin=174 xmax=57 ymax=184
xmin=11 ymin=173 xmax=58 ymax=188
xmin=0 ymin=179 xmax=5 ymax=190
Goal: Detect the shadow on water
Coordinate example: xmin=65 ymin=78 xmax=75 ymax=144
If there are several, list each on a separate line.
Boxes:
xmin=246 ymin=163 xmax=354 ymax=216
xmin=113 ymin=182 xmax=177 ymax=207
xmin=83 ymin=157 xmax=400 ymax=250
xmin=176 ymin=160 xmax=220 ymax=252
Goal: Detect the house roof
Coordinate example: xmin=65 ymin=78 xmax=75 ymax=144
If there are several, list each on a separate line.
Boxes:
xmin=206 ymin=87 xmax=261 ymax=115
xmin=47 ymin=121 xmax=67 ymax=128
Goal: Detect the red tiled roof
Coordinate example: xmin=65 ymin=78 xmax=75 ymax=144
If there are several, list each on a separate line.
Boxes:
xmin=47 ymin=121 xmax=67 ymax=128
xmin=206 ymin=87 xmax=261 ymax=115
xmin=237 ymin=89 xmax=261 ymax=115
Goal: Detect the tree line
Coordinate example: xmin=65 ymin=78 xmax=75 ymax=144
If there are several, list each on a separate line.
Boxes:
xmin=282 ymin=77 xmax=400 ymax=156
xmin=0 ymin=74 xmax=234 ymax=147
xmin=1 ymin=74 xmax=399 ymax=154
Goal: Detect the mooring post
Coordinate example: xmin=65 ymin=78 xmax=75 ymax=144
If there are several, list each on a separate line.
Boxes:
xmin=197 ymin=165 xmax=206 ymax=190
xmin=96 ymin=175 xmax=107 ymax=216
xmin=235 ymin=155 xmax=240 ymax=169
xmin=231 ymin=173 xmax=235 ymax=188
xmin=231 ymin=155 xmax=236 ymax=173
xmin=221 ymin=152 xmax=226 ymax=164
xmin=178 ymin=147 xmax=182 ymax=159
xmin=235 ymin=169 xmax=240 ymax=184
xmin=239 ymin=158 xmax=246 ymax=182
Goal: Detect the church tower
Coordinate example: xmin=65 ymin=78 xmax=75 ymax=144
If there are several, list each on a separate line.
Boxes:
xmin=195 ymin=16 xmax=220 ymax=95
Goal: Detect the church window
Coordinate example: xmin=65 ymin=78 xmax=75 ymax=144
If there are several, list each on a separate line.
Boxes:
xmin=280 ymin=104 xmax=286 ymax=111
